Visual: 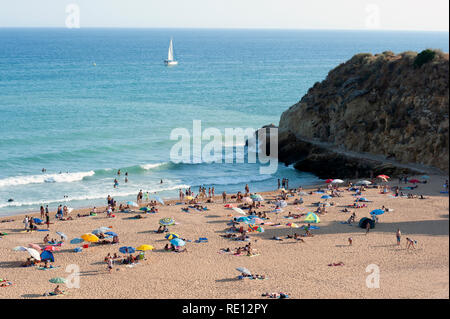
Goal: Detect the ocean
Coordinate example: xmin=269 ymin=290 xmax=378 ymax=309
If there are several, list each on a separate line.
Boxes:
xmin=0 ymin=28 xmax=448 ymax=216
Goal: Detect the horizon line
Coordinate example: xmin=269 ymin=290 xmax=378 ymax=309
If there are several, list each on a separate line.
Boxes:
xmin=0 ymin=26 xmax=448 ymax=33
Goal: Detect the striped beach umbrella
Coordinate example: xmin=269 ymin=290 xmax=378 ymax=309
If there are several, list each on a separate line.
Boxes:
xmin=56 ymin=232 xmax=67 ymax=239
xmin=159 ymin=217 xmax=175 ymax=226
xmin=165 ymin=233 xmax=180 ymax=240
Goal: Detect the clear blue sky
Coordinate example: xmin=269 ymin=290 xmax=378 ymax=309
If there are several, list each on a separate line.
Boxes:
xmin=0 ymin=0 xmax=448 ymax=31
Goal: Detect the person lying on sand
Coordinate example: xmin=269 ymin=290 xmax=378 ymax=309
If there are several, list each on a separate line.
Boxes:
xmin=262 ymin=292 xmax=289 ymax=299
xmin=271 ymin=236 xmax=283 ymax=241
xmin=328 ymin=262 xmax=344 ymax=266
xmin=156 ymin=225 xmax=167 ymax=233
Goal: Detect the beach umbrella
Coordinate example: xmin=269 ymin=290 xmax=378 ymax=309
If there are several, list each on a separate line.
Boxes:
xmin=41 ymin=251 xmax=55 ymax=263
xmin=232 ymin=207 xmax=247 ymax=215
xmin=184 ymin=196 xmax=193 ymax=201
xmin=377 ymin=175 xmax=390 ymax=180
xmin=250 ymin=194 xmax=264 ymax=202
xmin=136 ymin=244 xmax=154 ymax=251
xmin=70 ymin=238 xmax=84 ymax=244
xmin=159 ymin=217 xmax=175 ymax=226
xmin=28 ymin=243 xmax=42 ymax=251
xmin=104 ymin=231 xmax=117 ymax=237
xmin=81 ymin=233 xmax=99 ymax=243
xmin=170 ymin=238 xmax=186 ymax=247
xmin=331 ymin=179 xmax=344 ymax=184
xmin=155 ymin=196 xmax=165 ymax=205
xmin=44 ymin=246 xmax=58 ymax=252
xmin=26 ymin=248 xmax=41 ymax=261
xmin=12 ymin=246 xmax=27 ymax=252
xmin=325 ymin=179 xmax=334 ymax=183
xmin=250 ymin=225 xmax=264 ymax=232
xmin=356 ymin=180 xmax=372 ymax=185
xmin=127 ymin=201 xmax=139 ymax=207
xmin=165 ymin=233 xmax=180 ymax=240
xmin=56 ymin=232 xmax=67 ymax=239
xmin=33 ymin=218 xmax=43 ymax=224
xmin=92 ymin=229 xmax=105 ymax=235
xmin=287 ymin=223 xmax=300 ymax=228
xmin=357 ymin=197 xmax=369 ymax=202
xmin=236 ymin=267 xmax=251 ymax=276
xmin=409 ymin=179 xmax=420 ymax=184
xmin=242 ymin=197 xmax=253 ymax=204
xmin=304 ymin=212 xmax=320 ymax=223
xmin=139 ymin=207 xmax=150 ymax=212
xmin=119 ymin=246 xmax=135 ymax=254
xmin=370 ymin=209 xmax=385 ymax=216
xmin=236 ymin=216 xmax=250 ymax=223
xmin=49 ymin=277 xmax=66 ymax=284
xmin=321 ymin=195 xmax=332 ymax=199
xmin=249 ymin=217 xmax=264 ymax=224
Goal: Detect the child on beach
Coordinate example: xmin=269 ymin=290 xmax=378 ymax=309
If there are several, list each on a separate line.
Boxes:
xmin=396 ymin=229 xmax=401 ymax=245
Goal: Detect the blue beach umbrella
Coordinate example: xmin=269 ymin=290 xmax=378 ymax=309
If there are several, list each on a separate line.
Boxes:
xmin=155 ymin=196 xmax=165 ymax=205
xmin=358 ymin=197 xmax=368 ymax=202
xmin=56 ymin=231 xmax=67 ymax=239
xmin=33 ymin=218 xmax=43 ymax=224
xmin=170 ymin=238 xmax=186 ymax=247
xmin=370 ymin=209 xmax=385 ymax=216
xmin=119 ymin=246 xmax=135 ymax=254
xmin=70 ymin=238 xmax=84 ymax=244
xmin=127 ymin=201 xmax=139 ymax=207
xmin=105 ymin=231 xmax=117 ymax=237
xmin=321 ymin=195 xmax=332 ymax=199
xmin=236 ymin=217 xmax=250 ymax=223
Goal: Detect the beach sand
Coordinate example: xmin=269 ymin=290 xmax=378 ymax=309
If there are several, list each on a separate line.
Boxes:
xmin=0 ymin=174 xmax=448 ymax=299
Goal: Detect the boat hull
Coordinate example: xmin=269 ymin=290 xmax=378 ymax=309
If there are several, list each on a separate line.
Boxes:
xmin=164 ymin=60 xmax=178 ymax=66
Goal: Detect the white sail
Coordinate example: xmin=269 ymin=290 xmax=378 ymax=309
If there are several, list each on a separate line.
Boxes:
xmin=168 ymin=38 xmax=174 ymax=61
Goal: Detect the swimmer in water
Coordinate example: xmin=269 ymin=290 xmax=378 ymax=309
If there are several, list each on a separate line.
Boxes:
xmin=114 ymin=179 xmax=119 ymax=188
xmin=160 ymin=179 xmax=163 ymax=184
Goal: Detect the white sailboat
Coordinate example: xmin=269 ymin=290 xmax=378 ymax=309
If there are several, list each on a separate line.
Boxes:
xmin=164 ymin=38 xmax=178 ymax=66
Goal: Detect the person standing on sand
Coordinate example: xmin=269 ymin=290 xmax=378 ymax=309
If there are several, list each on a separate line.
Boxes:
xmin=222 ymin=191 xmax=227 ymax=203
xmin=406 ymin=237 xmax=416 ymax=250
xmin=286 ymin=179 xmax=289 ymax=190
xmin=107 ymin=256 xmax=114 ymax=273
xmin=212 ymin=187 xmax=215 ymax=198
xmin=348 ymin=237 xmax=353 ymax=246
xmin=40 ymin=206 xmax=45 ymax=219
xmin=23 ymin=216 xmax=29 ymax=231
xmin=45 ymin=212 xmax=50 ymax=229
xmin=396 ymin=229 xmax=402 ymax=246
xmin=365 ymin=221 xmax=370 ymax=234
xmin=245 ymin=184 xmax=249 ymax=194
xmin=278 ymin=179 xmax=280 ymax=189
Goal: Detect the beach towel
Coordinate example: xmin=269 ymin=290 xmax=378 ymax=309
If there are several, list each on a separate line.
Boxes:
xmin=195 ymin=237 xmax=208 ymax=243
xmin=37 ymin=265 xmax=60 ymax=270
xmin=440 ymin=191 xmax=449 ymax=194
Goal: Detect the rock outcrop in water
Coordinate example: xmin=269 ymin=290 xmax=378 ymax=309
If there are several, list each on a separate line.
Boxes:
xmin=275 ymin=50 xmax=449 ymax=178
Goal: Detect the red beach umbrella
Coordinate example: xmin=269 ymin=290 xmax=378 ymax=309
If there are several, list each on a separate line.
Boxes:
xmin=408 ymin=179 xmax=420 ymax=183
xmin=377 ymin=175 xmax=390 ymax=179
xmin=325 ymin=179 xmax=334 ymax=183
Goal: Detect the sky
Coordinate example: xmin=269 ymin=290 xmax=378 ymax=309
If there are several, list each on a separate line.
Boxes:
xmin=0 ymin=0 xmax=448 ymax=31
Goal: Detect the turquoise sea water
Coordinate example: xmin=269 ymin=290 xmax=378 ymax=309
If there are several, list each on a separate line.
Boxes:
xmin=0 ymin=28 xmax=448 ymax=216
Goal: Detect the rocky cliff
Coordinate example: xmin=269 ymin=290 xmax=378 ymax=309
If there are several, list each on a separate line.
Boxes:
xmin=276 ymin=49 xmax=449 ymax=178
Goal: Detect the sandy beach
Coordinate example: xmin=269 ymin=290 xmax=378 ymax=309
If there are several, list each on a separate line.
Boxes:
xmin=0 ymin=174 xmax=448 ymax=299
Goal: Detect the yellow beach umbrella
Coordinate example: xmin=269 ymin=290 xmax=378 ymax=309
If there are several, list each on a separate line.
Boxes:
xmin=136 ymin=244 xmax=154 ymax=251
xmin=81 ymin=233 xmax=99 ymax=243
xmin=185 ymin=196 xmax=193 ymax=200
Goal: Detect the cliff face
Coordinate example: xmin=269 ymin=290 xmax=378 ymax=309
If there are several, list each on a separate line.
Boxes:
xmin=278 ymin=50 xmax=449 ymax=177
